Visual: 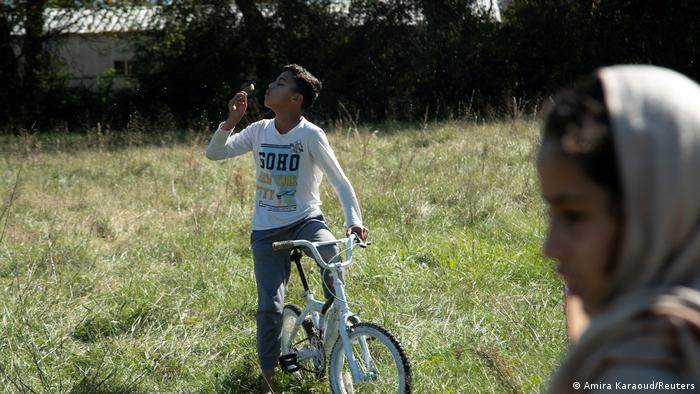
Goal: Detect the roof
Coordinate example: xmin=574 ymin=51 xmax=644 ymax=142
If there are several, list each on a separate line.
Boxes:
xmin=475 ymin=0 xmax=501 ymax=22
xmin=12 ymin=2 xmax=499 ymax=37
xmin=47 ymin=6 xmax=161 ymax=34
xmin=12 ymin=6 xmax=161 ymax=36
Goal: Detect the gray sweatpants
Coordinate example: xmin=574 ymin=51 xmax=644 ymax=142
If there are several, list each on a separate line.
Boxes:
xmin=250 ymin=215 xmax=341 ymax=370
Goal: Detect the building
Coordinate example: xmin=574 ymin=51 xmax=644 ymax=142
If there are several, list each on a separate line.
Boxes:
xmin=34 ymin=7 xmax=159 ymax=87
xmin=14 ymin=2 xmax=500 ymax=88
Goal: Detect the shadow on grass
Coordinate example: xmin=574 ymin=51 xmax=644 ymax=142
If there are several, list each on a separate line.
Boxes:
xmin=72 ymin=301 xmax=168 ymax=343
xmin=70 ymin=383 xmax=144 ymax=394
xmin=69 ymin=374 xmax=145 ymax=394
xmin=215 ymin=359 xmax=326 ymax=394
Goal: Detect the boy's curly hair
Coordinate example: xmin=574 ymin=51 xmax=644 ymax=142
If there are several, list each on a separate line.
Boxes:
xmin=283 ymin=64 xmax=322 ymax=111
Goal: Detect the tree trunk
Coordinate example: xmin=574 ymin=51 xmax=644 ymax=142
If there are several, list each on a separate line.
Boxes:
xmin=0 ymin=5 xmax=19 ymax=124
xmin=234 ymin=0 xmax=274 ymax=82
xmin=20 ymin=0 xmax=48 ymax=125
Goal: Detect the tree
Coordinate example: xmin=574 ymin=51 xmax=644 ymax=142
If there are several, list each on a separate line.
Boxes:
xmin=0 ymin=3 xmax=20 ymax=123
xmin=134 ymin=1 xmax=250 ymax=123
xmin=21 ymin=0 xmax=50 ymax=123
xmin=0 ymin=0 xmax=154 ymax=128
xmin=234 ymin=0 xmax=275 ymax=83
xmin=0 ymin=0 xmax=50 ymax=125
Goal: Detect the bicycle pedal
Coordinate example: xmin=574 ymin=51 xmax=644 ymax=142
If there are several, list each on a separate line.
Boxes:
xmin=279 ymin=353 xmax=301 ymax=373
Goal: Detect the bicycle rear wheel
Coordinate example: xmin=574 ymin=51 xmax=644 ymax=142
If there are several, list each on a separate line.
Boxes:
xmin=280 ymin=304 xmax=325 ymax=378
xmin=329 ymin=322 xmax=412 ymax=393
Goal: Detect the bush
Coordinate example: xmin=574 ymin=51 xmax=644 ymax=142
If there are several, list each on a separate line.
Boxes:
xmin=3 ymin=0 xmax=699 ymax=129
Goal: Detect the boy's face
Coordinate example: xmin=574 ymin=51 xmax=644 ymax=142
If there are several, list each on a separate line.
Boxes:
xmin=537 ymin=142 xmax=621 ymax=316
xmin=264 ymin=71 xmax=302 ymax=112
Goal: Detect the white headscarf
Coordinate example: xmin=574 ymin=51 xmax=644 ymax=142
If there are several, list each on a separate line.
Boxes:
xmin=549 ymin=65 xmax=700 ymax=392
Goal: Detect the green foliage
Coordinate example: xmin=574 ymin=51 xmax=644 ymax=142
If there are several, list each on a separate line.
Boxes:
xmin=134 ymin=2 xmax=250 ymax=124
xmin=499 ymin=0 xmax=700 ymax=97
xmin=4 ymin=1 xmax=700 ymax=131
xmin=132 ymin=0 xmax=700 ymax=127
xmin=0 ymin=120 xmax=565 ymax=392
xmin=0 ymin=0 xmax=154 ymax=130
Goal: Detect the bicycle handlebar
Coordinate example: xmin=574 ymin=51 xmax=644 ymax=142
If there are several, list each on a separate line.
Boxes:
xmin=271 ymin=240 xmax=295 ymax=251
xmin=271 ymin=233 xmax=368 ymax=270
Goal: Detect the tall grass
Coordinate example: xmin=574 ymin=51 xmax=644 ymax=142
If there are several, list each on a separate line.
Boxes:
xmin=0 ymin=119 xmax=565 ymax=393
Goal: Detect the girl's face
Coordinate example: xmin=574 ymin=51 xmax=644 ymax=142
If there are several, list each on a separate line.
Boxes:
xmin=537 ymin=142 xmax=622 ymax=315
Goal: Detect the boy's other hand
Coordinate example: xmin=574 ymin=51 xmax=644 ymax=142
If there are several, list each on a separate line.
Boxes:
xmin=346 ymin=225 xmax=368 ymax=241
xmin=222 ymin=91 xmax=248 ymax=130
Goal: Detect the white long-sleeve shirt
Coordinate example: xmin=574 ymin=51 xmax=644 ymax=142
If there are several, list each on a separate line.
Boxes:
xmin=206 ymin=117 xmax=362 ymax=231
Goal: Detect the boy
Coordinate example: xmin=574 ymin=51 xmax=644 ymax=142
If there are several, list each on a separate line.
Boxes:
xmin=205 ymin=64 xmax=367 ymax=393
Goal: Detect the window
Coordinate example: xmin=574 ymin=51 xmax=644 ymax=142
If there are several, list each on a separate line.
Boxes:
xmin=114 ymin=60 xmax=127 ymax=76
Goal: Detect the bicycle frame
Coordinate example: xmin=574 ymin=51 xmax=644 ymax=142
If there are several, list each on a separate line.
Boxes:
xmin=275 ymin=234 xmax=376 ymax=383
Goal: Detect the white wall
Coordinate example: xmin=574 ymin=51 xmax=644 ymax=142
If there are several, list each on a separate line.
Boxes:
xmin=49 ymin=33 xmax=138 ymax=88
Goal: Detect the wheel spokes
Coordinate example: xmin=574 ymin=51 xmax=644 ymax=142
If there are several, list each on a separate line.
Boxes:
xmin=339 ymin=335 xmax=399 ymax=392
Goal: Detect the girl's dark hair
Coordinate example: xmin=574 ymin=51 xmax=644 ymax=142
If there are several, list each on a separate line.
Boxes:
xmin=543 ymin=75 xmax=622 ymax=204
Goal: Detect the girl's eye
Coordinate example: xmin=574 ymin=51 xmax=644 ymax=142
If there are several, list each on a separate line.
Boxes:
xmin=547 ymin=207 xmax=586 ymax=225
xmin=561 ymin=210 xmax=584 ymax=223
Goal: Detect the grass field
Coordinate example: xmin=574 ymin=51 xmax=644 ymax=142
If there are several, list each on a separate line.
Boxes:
xmin=0 ymin=119 xmax=565 ymax=393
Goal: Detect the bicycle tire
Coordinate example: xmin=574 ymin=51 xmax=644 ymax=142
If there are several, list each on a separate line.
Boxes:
xmin=280 ymin=303 xmax=325 ymax=378
xmin=329 ymin=322 xmax=412 ymax=393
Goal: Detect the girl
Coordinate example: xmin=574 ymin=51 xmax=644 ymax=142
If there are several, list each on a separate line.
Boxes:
xmin=538 ymin=65 xmax=700 ymax=391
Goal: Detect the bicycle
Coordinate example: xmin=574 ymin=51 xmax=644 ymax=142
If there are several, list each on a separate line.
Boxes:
xmin=272 ymin=233 xmax=412 ymax=393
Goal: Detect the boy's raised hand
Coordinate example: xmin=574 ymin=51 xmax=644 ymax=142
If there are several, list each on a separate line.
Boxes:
xmin=222 ymin=91 xmax=248 ymax=130
xmin=346 ymin=225 xmax=369 ymax=241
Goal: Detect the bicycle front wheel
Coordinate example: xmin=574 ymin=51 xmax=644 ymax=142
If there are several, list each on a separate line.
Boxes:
xmin=329 ymin=322 xmax=412 ymax=393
